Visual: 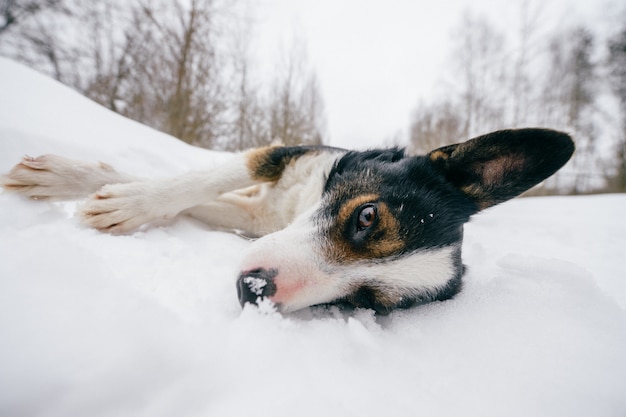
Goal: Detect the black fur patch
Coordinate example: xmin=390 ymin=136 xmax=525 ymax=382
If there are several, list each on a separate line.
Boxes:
xmin=429 ymin=128 xmax=575 ymax=208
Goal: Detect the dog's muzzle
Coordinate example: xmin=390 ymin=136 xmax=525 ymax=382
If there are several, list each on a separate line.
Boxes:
xmin=236 ymin=268 xmax=278 ymax=307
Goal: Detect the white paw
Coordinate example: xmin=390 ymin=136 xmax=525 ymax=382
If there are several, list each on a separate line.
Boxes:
xmin=1 ymin=154 xmax=118 ymax=200
xmin=79 ymin=182 xmax=176 ymax=233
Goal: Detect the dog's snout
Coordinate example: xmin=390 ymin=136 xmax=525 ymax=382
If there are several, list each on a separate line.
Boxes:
xmin=237 ymin=268 xmax=278 ymax=307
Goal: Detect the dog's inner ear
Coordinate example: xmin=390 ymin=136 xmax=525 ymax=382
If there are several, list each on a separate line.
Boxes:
xmin=428 ymin=128 xmax=575 ymax=210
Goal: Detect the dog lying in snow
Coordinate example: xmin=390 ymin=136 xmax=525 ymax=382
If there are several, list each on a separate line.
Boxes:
xmin=1 ymin=128 xmax=574 ymax=314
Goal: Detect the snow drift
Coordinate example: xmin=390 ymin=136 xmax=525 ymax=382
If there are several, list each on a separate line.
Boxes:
xmin=1 ymin=58 xmax=625 ymax=417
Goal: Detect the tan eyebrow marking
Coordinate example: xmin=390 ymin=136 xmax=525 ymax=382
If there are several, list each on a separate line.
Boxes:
xmin=326 ymin=194 xmax=404 ymax=263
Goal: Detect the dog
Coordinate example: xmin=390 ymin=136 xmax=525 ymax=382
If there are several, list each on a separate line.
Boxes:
xmin=1 ymin=128 xmax=574 ymax=314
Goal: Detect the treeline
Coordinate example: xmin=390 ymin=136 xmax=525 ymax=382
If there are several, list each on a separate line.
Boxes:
xmin=1 ymin=1 xmax=625 ymax=193
xmin=0 ymin=0 xmax=326 ymax=150
xmin=408 ymin=9 xmax=626 ymax=193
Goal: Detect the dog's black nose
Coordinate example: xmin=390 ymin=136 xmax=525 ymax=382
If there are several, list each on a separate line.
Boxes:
xmin=237 ymin=268 xmax=278 ymax=307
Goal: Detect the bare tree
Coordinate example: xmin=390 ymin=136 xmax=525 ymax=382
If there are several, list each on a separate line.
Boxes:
xmin=607 ymin=25 xmax=626 ymax=191
xmin=0 ymin=0 xmax=76 ymax=82
xmin=452 ymin=11 xmax=507 ymax=138
xmin=268 ymin=40 xmax=325 ymax=146
xmin=408 ymin=100 xmax=464 ymax=154
xmin=1 ymin=0 xmax=328 ymax=150
xmin=0 ymin=0 xmax=65 ymax=34
xmin=533 ymin=26 xmax=612 ymax=193
xmin=510 ymin=0 xmax=545 ymax=126
xmin=228 ymin=45 xmax=268 ymax=150
xmin=412 ymin=11 xmax=621 ymax=194
xmin=78 ymin=1 xmax=138 ymax=112
xmin=116 ymin=0 xmax=227 ymax=146
xmin=221 ymin=8 xmax=271 ymax=151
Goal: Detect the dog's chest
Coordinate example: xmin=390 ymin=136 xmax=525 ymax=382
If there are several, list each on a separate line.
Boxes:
xmin=270 ymin=153 xmax=339 ymax=224
xmin=225 ymin=152 xmax=340 ymax=235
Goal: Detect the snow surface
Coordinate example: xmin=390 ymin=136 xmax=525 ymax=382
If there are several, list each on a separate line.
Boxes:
xmin=1 ymin=58 xmax=626 ymax=417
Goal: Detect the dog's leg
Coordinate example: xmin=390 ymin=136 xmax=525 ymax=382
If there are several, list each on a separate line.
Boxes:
xmin=1 ymin=154 xmax=136 ymax=201
xmin=183 ymin=184 xmax=286 ymax=237
xmin=78 ymin=154 xmax=261 ymax=234
xmin=183 ymin=203 xmax=259 ymax=235
xmin=4 ymin=145 xmax=326 ymax=234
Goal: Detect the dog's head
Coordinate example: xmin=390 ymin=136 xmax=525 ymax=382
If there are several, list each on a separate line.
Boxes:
xmin=237 ymin=128 xmax=575 ymax=314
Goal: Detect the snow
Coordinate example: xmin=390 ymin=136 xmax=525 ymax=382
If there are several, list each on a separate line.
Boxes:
xmin=243 ymin=276 xmax=268 ymax=296
xmin=1 ymin=57 xmax=626 ymax=416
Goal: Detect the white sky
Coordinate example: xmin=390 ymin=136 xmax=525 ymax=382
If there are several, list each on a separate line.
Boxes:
xmin=247 ymin=0 xmax=622 ymax=149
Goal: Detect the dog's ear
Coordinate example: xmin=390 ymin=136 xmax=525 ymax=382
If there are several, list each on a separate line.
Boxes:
xmin=428 ymin=128 xmax=575 ymax=210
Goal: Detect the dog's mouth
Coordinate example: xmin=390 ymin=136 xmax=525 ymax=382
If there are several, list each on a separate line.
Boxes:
xmin=236 ymin=278 xmax=401 ymax=316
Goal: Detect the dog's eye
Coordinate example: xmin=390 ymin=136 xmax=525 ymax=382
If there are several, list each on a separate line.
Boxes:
xmin=357 ymin=205 xmax=376 ymax=230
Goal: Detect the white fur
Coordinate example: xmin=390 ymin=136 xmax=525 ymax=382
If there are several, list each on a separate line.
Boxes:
xmin=342 ymin=245 xmax=458 ymax=291
xmin=238 ymin=211 xmax=347 ymax=313
xmin=0 ymin=155 xmax=136 ymax=200
xmin=79 ymin=154 xmax=256 ymax=233
xmin=184 ymin=152 xmax=338 ymax=236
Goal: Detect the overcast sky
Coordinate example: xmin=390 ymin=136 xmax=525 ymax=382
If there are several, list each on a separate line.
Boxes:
xmin=246 ymin=0 xmax=622 ymax=149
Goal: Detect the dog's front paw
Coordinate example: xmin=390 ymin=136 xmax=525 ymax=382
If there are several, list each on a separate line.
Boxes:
xmin=2 ymin=155 xmax=84 ymax=200
xmin=1 ymin=154 xmax=124 ymax=200
xmin=79 ymin=182 xmax=173 ymax=233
